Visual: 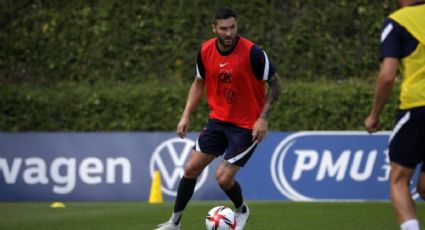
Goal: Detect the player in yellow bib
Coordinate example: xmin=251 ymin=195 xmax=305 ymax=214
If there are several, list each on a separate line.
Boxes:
xmin=365 ymin=0 xmax=425 ymax=229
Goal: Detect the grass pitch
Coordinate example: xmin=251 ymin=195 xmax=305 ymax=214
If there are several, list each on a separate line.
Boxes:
xmin=0 ymin=201 xmax=424 ymax=230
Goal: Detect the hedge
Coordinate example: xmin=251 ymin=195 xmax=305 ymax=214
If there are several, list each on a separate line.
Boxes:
xmin=1 ymin=0 xmax=401 ymax=131
xmin=0 ymin=79 xmax=399 ymax=131
xmin=1 ymin=0 xmax=396 ymax=84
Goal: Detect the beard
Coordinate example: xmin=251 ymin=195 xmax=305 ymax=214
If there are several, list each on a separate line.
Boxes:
xmin=217 ymin=35 xmax=236 ymax=49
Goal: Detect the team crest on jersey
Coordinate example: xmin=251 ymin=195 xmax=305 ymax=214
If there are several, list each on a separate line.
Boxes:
xmin=224 ymin=88 xmax=236 ymax=104
xmin=218 ymin=71 xmax=232 ymax=83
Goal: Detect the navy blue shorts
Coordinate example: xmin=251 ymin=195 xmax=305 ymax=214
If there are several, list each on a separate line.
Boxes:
xmin=389 ymin=106 xmax=425 ymax=170
xmin=193 ymin=119 xmax=257 ymax=167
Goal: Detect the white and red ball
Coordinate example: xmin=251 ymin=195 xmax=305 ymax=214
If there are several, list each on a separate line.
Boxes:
xmin=205 ymin=206 xmax=237 ymax=230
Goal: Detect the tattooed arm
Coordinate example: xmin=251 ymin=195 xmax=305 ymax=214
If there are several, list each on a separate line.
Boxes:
xmin=252 ymin=73 xmax=281 ymax=142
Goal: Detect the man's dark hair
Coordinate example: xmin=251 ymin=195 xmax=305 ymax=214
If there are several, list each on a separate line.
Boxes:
xmin=214 ymin=7 xmax=237 ymax=23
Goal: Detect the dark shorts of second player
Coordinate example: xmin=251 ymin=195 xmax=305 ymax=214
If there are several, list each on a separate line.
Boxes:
xmin=389 ymin=106 xmax=425 ymax=170
xmin=193 ymin=118 xmax=257 ymax=167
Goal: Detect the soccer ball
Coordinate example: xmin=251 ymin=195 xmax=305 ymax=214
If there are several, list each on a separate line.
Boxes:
xmin=205 ymin=206 xmax=237 ymax=230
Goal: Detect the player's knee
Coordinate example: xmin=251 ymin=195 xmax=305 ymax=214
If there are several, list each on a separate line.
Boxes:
xmin=216 ymin=173 xmax=232 ymax=190
xmin=183 ymin=163 xmax=203 ymax=178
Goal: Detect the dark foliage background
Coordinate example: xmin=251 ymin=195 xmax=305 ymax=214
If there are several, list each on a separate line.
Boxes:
xmin=0 ymin=0 xmax=400 ymax=131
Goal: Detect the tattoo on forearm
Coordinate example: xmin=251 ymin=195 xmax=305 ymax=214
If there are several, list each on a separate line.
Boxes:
xmin=260 ymin=74 xmax=281 ymax=119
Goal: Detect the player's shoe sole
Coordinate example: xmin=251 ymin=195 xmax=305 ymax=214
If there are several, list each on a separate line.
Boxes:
xmin=153 ymin=221 xmax=180 ymax=230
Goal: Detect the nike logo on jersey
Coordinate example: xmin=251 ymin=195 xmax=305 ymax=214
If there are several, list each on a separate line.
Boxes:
xmin=219 ymin=63 xmax=229 ymax=67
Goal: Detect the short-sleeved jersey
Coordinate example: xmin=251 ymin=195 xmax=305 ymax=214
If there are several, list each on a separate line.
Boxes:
xmin=380 ymin=18 xmax=418 ymax=60
xmin=383 ymin=3 xmax=425 ymax=109
xmin=196 ymin=36 xmax=275 ymax=129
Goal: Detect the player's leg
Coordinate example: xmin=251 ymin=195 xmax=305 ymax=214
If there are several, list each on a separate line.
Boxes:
xmin=155 ymin=119 xmax=227 ymax=230
xmin=416 ymin=109 xmax=425 ymax=201
xmin=219 ymin=124 xmax=257 ymax=230
xmin=389 ymin=162 xmax=418 ymax=230
xmin=216 ymin=161 xmax=252 ymax=230
xmin=388 ymin=108 xmax=424 ymax=230
xmin=216 ymin=160 xmax=242 ymax=206
xmin=172 ymin=150 xmax=215 ymax=222
xmin=215 ymin=160 xmax=250 ymax=230
xmin=415 ymin=166 xmax=425 ymax=199
xmin=154 ymin=150 xmax=215 ymax=230
xmin=415 ymin=108 xmax=425 ymax=200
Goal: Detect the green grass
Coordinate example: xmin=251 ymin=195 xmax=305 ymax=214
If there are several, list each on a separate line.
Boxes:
xmin=0 ymin=201 xmax=424 ymax=230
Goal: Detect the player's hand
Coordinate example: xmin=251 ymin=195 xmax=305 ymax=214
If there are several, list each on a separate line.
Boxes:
xmin=252 ymin=118 xmax=268 ymax=142
xmin=176 ymin=116 xmax=190 ymax=138
xmin=364 ymin=115 xmax=380 ymax=134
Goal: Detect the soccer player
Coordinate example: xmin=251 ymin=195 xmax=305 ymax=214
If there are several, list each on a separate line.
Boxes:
xmin=364 ymin=1 xmax=425 ymax=229
xmin=154 ymin=7 xmax=281 ymax=230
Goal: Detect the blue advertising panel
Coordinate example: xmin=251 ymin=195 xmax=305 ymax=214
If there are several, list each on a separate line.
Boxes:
xmin=0 ymin=131 xmax=420 ymax=201
xmin=256 ymin=132 xmax=390 ymax=201
xmin=0 ymin=132 xmax=225 ymax=201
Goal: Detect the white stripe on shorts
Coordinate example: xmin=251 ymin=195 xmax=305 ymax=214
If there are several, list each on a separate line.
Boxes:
xmin=227 ymin=141 xmax=258 ymax=164
xmin=195 ymin=137 xmax=201 ymax=152
xmin=389 ymin=111 xmax=410 ymax=143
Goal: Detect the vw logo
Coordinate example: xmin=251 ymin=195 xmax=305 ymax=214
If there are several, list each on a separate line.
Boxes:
xmin=149 ymin=137 xmax=209 ymax=196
